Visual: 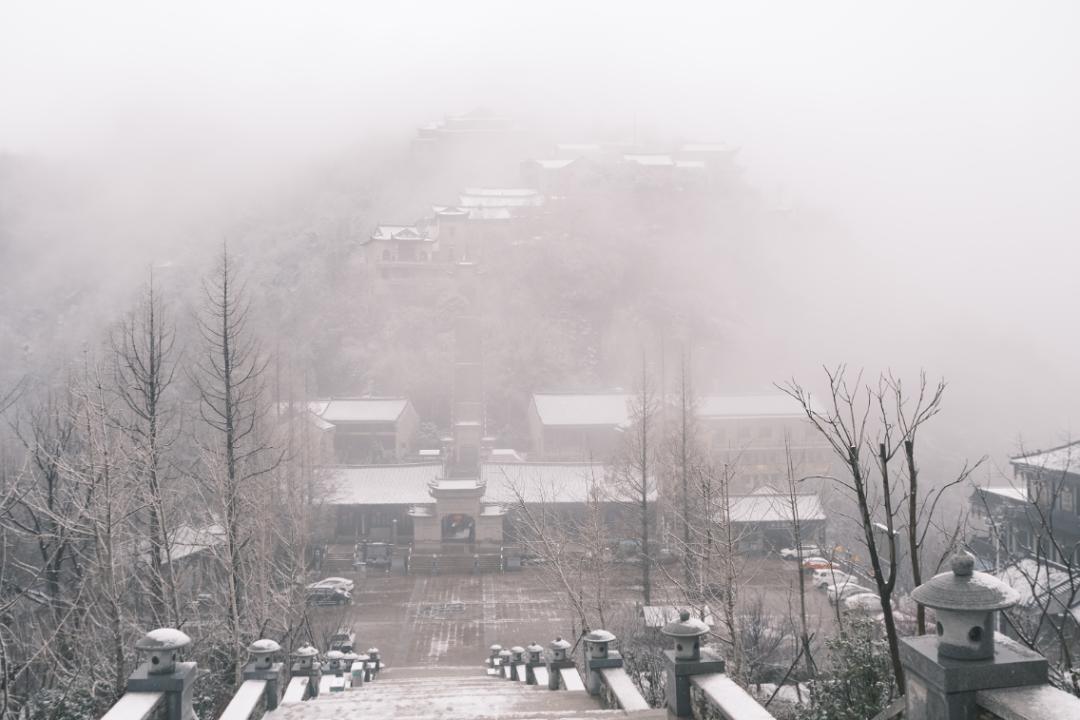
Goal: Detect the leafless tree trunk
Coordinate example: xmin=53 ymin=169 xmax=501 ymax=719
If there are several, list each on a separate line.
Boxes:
xmin=191 ymin=246 xmax=281 ymax=683
xmin=112 ymin=274 xmax=180 ymax=626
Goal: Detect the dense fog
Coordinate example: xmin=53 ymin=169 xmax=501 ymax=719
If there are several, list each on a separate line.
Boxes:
xmin=3 ymin=0 xmax=1079 ymax=475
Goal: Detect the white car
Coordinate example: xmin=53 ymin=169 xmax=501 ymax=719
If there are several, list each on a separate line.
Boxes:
xmin=779 ymin=545 xmax=821 ymax=560
xmin=307 ymin=577 xmax=355 ymax=593
xmin=843 ymin=592 xmax=882 ymax=613
xmin=827 ymin=583 xmax=873 ymax=605
xmin=812 ymin=569 xmax=853 ymax=589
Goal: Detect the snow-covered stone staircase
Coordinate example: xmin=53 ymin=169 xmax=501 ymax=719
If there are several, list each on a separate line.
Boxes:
xmin=265 ymin=665 xmax=665 ymax=720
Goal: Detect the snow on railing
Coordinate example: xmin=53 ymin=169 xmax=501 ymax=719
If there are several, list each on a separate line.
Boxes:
xmin=217 ymin=680 xmax=267 ymax=720
xmin=976 ymin=685 xmax=1080 ymax=720
xmin=100 ymin=692 xmax=165 ymax=720
xmin=690 ymin=674 xmax=777 ymax=720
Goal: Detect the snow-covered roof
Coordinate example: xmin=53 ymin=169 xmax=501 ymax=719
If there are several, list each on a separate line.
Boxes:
xmin=325 ymin=464 xmax=444 ymax=505
xmin=975 ymin=485 xmax=1029 ymax=503
xmin=994 ymin=558 xmax=1080 ymax=612
xmin=675 ymin=160 xmax=707 ymax=169
xmin=531 ymin=393 xmax=634 ymax=427
xmin=323 ymin=461 xmax=645 ymax=506
xmin=458 ymin=188 xmax=544 ymax=208
xmin=316 ymin=398 xmax=410 ymax=425
xmin=725 ymin=489 xmax=826 ymax=524
xmin=680 ymin=143 xmax=734 ymax=154
xmin=483 ymin=462 xmax=659 ymax=504
xmin=623 ymin=154 xmax=674 ymax=167
xmin=167 ymin=523 xmax=226 ymax=562
xmin=531 ymin=392 xmax=812 ymax=427
xmin=529 ymin=158 xmax=579 ymax=170
xmin=1012 ymin=441 xmax=1080 ymax=475
xmin=696 ymin=394 xmax=810 ymax=419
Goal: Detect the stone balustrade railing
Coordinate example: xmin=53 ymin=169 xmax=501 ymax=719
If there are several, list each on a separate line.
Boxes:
xmin=100 ymin=692 xmax=165 ymax=720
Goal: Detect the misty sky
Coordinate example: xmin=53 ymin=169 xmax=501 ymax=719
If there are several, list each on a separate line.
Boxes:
xmin=3 ymin=1 xmax=1080 ymax=473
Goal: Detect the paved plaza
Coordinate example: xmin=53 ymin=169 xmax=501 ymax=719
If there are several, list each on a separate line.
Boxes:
xmin=305 ymin=559 xmax=839 ymax=675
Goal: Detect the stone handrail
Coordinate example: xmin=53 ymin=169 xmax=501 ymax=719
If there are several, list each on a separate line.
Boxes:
xmin=218 ymin=680 xmax=267 ymax=720
xmin=597 ymin=667 xmax=650 ymax=711
xmin=280 ymin=676 xmax=310 ymax=704
xmin=690 ymin=674 xmax=777 ymax=720
xmin=976 ymin=686 xmax=1080 ymax=719
xmin=558 ymin=667 xmax=586 ymax=691
xmin=100 ymin=692 xmax=165 ymax=720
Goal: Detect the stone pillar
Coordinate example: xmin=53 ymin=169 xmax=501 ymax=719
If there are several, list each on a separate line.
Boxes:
xmin=546 ymin=637 xmax=574 ymax=690
xmin=660 ymin=610 xmax=724 ymax=717
xmin=366 ymin=647 xmax=381 ymax=678
xmin=509 ymin=647 xmax=525 ymax=680
xmin=242 ymin=639 xmax=286 ymax=711
xmin=524 ymin=642 xmax=545 ymax=685
xmin=903 ymin=552 xmax=1046 ymax=720
xmin=582 ymin=630 xmax=621 ymax=696
xmin=488 ymin=644 xmax=503 ymax=671
xmin=290 ymin=644 xmax=322 ymax=699
xmin=127 ymin=629 xmax=197 ymax=720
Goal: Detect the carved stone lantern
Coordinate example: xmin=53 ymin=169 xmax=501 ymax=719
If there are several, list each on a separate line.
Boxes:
xmin=341 ymin=651 xmax=359 ymax=671
xmin=900 ymin=551 xmax=1049 ymax=720
xmin=911 ymin=552 xmax=1020 ymax=660
xmin=511 ymin=646 xmax=525 ymax=664
xmin=526 ymin=642 xmax=544 ymax=666
xmin=135 ymin=628 xmax=191 ymax=675
xmin=549 ymin=637 xmax=571 ymax=663
xmin=247 ymin=639 xmax=281 ymax=672
xmin=498 ymin=648 xmax=513 ymax=677
xmin=291 ymin=644 xmax=319 ymax=674
xmin=325 ymin=650 xmax=345 ymax=675
xmin=584 ymin=629 xmax=615 ymax=660
xmin=661 ymin=610 xmax=709 ymax=662
xmin=488 ymin=643 xmax=503 ymax=668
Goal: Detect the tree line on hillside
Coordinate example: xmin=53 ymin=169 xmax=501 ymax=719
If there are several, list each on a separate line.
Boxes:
xmin=0 ymin=248 xmax=325 ymax=720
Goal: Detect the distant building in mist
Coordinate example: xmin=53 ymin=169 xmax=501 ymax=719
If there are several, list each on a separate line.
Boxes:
xmin=526 ymin=391 xmax=832 ymax=493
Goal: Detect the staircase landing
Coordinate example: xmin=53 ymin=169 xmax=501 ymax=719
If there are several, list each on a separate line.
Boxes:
xmin=266 ymin=666 xmax=664 ymax=720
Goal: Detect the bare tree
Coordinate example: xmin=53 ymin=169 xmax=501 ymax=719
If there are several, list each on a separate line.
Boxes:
xmin=782 ymin=367 xmax=976 ymax=693
xmin=615 ymin=352 xmax=660 ymax=605
xmin=191 ymin=246 xmax=282 ymax=682
xmin=112 ymin=274 xmax=180 ymax=625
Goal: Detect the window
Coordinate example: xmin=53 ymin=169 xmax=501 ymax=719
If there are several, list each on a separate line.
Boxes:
xmin=1062 ymin=486 xmax=1075 ymax=513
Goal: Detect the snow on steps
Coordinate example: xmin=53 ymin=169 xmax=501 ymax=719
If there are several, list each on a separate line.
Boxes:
xmin=264 ymin=668 xmax=639 ymax=720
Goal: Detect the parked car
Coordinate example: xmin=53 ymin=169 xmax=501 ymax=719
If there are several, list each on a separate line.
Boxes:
xmin=827 ymin=583 xmax=874 ymax=605
xmin=308 ymin=577 xmax=355 ymax=593
xmin=812 ymin=569 xmax=853 ymax=589
xmin=801 ymin=557 xmax=835 ymax=571
xmin=843 ymin=592 xmax=881 ymax=613
xmin=329 ymin=626 xmax=356 ymax=652
xmin=779 ymin=545 xmax=821 ymax=560
xmin=306 ymin=586 xmax=352 ymax=606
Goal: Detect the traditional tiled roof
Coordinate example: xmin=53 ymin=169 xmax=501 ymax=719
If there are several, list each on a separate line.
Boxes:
xmin=458 ymin=188 xmax=544 ymax=209
xmin=370 ymin=224 xmax=436 ymax=243
xmin=482 ymin=462 xmax=613 ymax=504
xmin=531 ymin=393 xmax=634 ymax=428
xmin=325 ymin=464 xmax=444 ymax=505
xmin=315 ymin=398 xmax=410 ymax=425
xmin=623 ymin=154 xmax=675 ymax=167
xmin=724 ymin=488 xmax=826 ymax=524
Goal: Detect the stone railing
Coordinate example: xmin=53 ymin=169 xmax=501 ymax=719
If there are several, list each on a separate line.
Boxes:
xmin=690 ymin=675 xmax=776 ymax=720
xmin=217 ymin=681 xmax=268 ymax=720
xmin=100 ymin=692 xmax=166 ymax=720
